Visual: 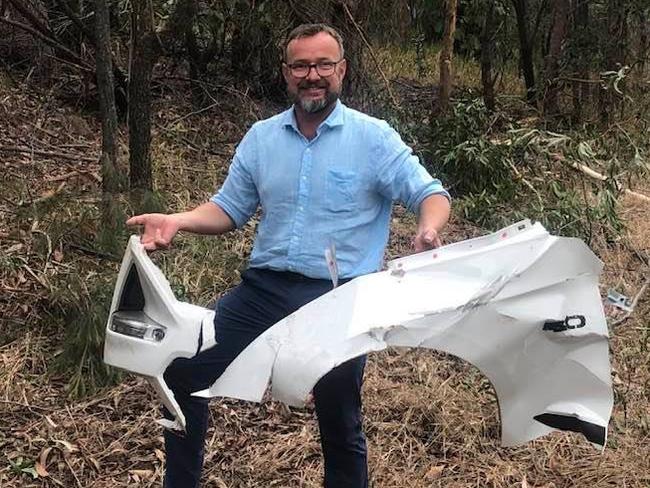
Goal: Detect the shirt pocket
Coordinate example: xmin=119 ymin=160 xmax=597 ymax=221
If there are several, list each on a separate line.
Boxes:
xmin=325 ymin=169 xmax=359 ymax=213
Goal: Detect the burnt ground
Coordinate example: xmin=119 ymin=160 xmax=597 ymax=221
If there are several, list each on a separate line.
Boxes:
xmin=0 ymin=76 xmax=649 ymax=487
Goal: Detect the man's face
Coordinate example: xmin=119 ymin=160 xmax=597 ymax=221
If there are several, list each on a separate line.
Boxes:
xmin=283 ymin=32 xmax=347 ymax=114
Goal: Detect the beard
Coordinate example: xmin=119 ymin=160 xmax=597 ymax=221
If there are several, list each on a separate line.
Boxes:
xmin=291 ymin=80 xmax=340 ymax=114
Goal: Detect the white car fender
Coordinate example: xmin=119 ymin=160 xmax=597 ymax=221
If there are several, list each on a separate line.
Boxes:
xmin=104 ymin=220 xmax=613 ymax=447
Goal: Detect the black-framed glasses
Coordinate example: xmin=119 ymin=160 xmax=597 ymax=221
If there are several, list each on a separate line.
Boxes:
xmin=285 ymin=59 xmax=344 ymax=78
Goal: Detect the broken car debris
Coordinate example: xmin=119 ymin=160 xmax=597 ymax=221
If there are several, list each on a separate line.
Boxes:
xmin=104 ymin=220 xmax=613 ymax=448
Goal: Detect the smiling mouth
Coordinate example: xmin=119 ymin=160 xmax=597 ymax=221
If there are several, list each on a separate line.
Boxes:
xmin=301 ymin=87 xmax=326 ymax=98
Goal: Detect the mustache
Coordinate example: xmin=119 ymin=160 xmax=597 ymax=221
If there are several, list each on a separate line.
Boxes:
xmin=298 ymin=80 xmax=328 ymax=89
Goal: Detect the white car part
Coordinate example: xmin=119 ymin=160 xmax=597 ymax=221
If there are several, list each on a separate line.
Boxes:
xmin=103 ymin=236 xmax=217 ymax=431
xmin=104 ymin=220 xmax=613 ymax=448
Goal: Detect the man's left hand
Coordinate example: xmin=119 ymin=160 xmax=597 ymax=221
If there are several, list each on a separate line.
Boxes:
xmin=413 ymin=227 xmax=442 ymax=252
xmin=413 ymin=194 xmax=450 ymax=252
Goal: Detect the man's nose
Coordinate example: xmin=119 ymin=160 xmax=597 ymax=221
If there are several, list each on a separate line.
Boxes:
xmin=305 ymin=65 xmax=321 ymax=81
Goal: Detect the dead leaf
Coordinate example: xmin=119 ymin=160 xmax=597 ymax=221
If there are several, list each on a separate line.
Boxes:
xmin=425 ymin=465 xmax=444 ymax=479
xmin=154 ymin=448 xmax=165 ymax=463
xmin=6 ymin=243 xmax=23 ymax=254
xmin=54 ymin=439 xmax=78 ymax=453
xmin=39 ymin=447 xmax=52 ymax=469
xmin=129 ymin=469 xmax=153 ymax=479
xmin=34 ymin=461 xmax=49 ymax=477
xmin=89 ymin=456 xmax=101 ymax=471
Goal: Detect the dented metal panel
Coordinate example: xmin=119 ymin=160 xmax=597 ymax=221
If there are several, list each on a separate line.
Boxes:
xmin=105 ymin=220 xmax=613 ymax=447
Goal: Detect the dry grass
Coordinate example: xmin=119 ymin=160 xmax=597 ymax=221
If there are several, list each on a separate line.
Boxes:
xmin=1 ymin=71 xmax=650 ymax=488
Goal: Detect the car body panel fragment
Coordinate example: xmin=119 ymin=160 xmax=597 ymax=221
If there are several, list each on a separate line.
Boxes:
xmin=194 ymin=220 xmax=612 ymax=448
xmin=103 ymin=236 xmax=216 ymax=431
xmin=105 ymin=221 xmax=613 ymax=448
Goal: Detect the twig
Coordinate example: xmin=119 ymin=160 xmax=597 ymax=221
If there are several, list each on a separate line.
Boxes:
xmin=507 ymin=160 xmax=543 ymax=203
xmin=0 ymin=399 xmax=52 ymax=412
xmin=67 ymin=243 xmax=121 ymax=262
xmin=0 ymin=16 xmax=92 ymax=73
xmin=0 ymin=145 xmax=97 ymax=162
xmin=341 ymin=3 xmax=400 ymax=109
xmin=46 ymin=170 xmax=101 ymax=184
xmin=567 ymin=161 xmax=650 ymax=203
xmin=166 ymin=101 xmax=220 ymax=128
xmin=611 ymin=280 xmax=650 ymax=326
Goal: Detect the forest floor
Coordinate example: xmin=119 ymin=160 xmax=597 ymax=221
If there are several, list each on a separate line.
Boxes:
xmin=0 ymin=72 xmax=649 ymax=488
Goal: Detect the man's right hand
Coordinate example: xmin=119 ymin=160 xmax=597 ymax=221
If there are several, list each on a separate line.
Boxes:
xmin=126 ymin=213 xmax=181 ymax=251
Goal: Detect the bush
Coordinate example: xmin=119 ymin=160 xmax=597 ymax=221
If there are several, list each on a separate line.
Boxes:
xmin=423 ymin=96 xmax=647 ymax=243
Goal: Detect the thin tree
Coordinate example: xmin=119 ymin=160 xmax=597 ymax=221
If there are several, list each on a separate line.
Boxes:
xmin=437 ymin=0 xmax=458 ymax=114
xmin=128 ymin=0 xmax=156 ymax=192
xmin=638 ymin=8 xmax=648 ymax=73
xmin=542 ymin=0 xmax=570 ymax=116
xmin=571 ymin=0 xmax=589 ymax=123
xmin=128 ymin=0 xmax=195 ymax=194
xmin=512 ymin=0 xmax=536 ymax=104
xmin=480 ymin=0 xmax=498 ymax=111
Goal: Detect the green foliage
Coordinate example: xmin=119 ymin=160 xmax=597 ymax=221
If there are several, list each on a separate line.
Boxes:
xmin=424 ymin=96 xmax=648 ymax=241
xmin=50 ymin=273 xmax=122 ymax=397
xmin=8 ymin=457 xmax=38 ymax=479
xmin=429 ymin=97 xmax=515 ymax=196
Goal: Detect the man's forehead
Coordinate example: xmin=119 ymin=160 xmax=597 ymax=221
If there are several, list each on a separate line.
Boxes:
xmin=286 ymin=32 xmax=341 ymax=61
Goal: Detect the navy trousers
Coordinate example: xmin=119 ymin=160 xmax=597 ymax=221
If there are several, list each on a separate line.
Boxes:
xmin=162 ymin=268 xmax=368 ymax=488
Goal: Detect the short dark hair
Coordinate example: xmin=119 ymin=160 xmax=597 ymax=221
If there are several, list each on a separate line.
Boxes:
xmin=284 ymin=23 xmax=345 ymax=61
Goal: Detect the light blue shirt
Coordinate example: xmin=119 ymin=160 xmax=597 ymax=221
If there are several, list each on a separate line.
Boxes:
xmin=211 ymin=101 xmax=449 ymax=279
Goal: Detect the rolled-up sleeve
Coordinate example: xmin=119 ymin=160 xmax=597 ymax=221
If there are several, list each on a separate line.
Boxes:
xmin=210 ymin=128 xmax=260 ymax=228
xmin=374 ymin=123 xmax=450 ymax=213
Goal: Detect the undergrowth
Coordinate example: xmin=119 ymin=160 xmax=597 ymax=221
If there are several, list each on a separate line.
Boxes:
xmin=390 ymin=93 xmax=649 ymax=246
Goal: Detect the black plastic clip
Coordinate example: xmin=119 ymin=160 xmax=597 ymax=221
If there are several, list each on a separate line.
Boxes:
xmin=543 ymin=315 xmax=586 ymax=332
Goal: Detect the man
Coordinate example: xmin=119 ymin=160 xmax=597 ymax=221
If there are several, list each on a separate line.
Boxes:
xmin=127 ymin=23 xmax=450 ymax=488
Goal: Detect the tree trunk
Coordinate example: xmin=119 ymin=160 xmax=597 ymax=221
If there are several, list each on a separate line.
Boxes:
xmin=437 ymin=0 xmax=458 ymax=114
xmin=95 ymin=0 xmax=123 ymax=193
xmin=639 ymin=9 xmax=648 ymax=73
xmin=512 ymin=0 xmax=536 ymax=104
xmin=571 ymin=0 xmax=589 ymax=123
xmin=480 ymin=0 xmax=497 ymax=111
xmin=128 ymin=0 xmax=157 ymax=191
xmin=95 ymin=0 xmax=126 ymax=251
xmin=331 ymin=0 xmax=367 ymax=97
xmin=542 ymin=0 xmax=570 ymax=116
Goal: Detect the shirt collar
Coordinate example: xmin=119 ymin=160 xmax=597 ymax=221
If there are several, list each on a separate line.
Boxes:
xmin=282 ymin=100 xmax=346 ymax=132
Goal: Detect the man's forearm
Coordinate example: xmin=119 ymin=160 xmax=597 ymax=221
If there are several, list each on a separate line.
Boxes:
xmin=174 ymin=201 xmax=236 ymax=235
xmin=418 ymin=194 xmax=451 ymax=231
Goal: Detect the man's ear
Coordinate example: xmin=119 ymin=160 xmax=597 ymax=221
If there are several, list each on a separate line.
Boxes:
xmin=338 ymin=58 xmax=347 ymax=80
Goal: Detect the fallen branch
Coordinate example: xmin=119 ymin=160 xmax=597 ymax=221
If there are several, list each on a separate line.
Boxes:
xmin=46 ymin=170 xmax=101 ymax=184
xmin=567 ymin=161 xmax=650 ymax=203
xmin=0 ymin=145 xmax=97 ymax=162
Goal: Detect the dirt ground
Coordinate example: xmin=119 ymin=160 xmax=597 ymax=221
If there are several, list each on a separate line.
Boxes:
xmin=1 ymin=82 xmax=649 ymax=487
